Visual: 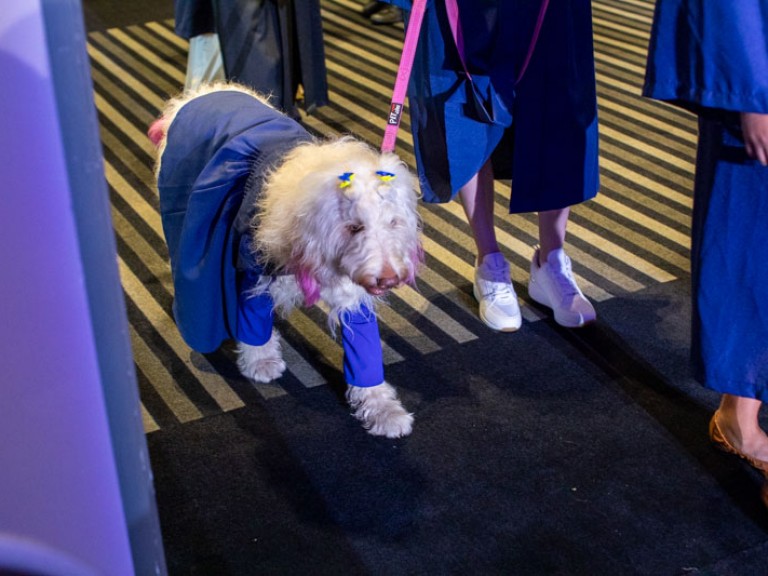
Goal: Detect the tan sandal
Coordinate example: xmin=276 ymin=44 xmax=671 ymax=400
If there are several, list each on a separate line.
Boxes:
xmin=709 ymin=410 xmax=768 ymax=475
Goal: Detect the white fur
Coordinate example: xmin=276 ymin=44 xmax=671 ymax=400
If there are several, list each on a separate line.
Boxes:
xmin=253 ymin=136 xmax=422 ymax=328
xmin=236 ymin=330 xmax=286 ymax=383
xmin=346 ymin=382 xmax=414 ymax=438
xmin=154 ymin=83 xmax=421 ymax=438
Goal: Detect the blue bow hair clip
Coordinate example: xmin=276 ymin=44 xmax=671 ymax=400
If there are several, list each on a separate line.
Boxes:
xmin=338 ymin=172 xmax=355 ymax=188
xmin=376 ymin=170 xmax=396 ymax=182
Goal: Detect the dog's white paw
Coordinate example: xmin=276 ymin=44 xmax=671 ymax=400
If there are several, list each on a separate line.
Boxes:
xmin=236 ymin=330 xmax=286 ymax=383
xmin=346 ymin=382 xmax=413 ymax=438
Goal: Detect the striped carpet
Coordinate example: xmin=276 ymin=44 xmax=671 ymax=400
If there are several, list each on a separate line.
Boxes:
xmin=85 ymin=0 xmax=696 ymax=434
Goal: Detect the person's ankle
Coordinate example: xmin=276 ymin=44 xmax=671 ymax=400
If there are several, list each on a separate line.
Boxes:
xmin=739 ymin=428 xmax=768 ymax=459
xmin=717 ymin=408 xmax=768 ymax=456
xmin=476 ymin=246 xmax=501 ymax=264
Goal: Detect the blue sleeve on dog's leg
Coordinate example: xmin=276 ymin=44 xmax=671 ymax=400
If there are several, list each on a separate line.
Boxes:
xmin=341 ymin=305 xmax=385 ymax=388
xmin=236 ymin=269 xmax=274 ymax=346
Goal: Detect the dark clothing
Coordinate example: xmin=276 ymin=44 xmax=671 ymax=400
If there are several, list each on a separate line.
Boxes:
xmin=174 ymin=0 xmax=329 ymax=114
xmin=643 ymin=0 xmax=768 ymax=117
xmin=174 ymin=0 xmax=214 ymax=38
xmin=688 ymin=117 xmax=768 ymax=402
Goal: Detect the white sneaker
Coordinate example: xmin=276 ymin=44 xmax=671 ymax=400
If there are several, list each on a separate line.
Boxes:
xmin=529 ymin=247 xmax=596 ymax=328
xmin=473 ymin=252 xmax=522 ymax=332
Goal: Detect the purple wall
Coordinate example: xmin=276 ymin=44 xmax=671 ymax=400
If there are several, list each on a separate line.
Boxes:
xmin=0 ymin=1 xmax=137 ymax=573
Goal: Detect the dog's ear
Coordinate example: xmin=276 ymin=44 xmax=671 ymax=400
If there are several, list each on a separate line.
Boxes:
xmin=295 ymin=264 xmax=321 ymax=307
xmin=148 ymin=116 xmax=168 ymax=147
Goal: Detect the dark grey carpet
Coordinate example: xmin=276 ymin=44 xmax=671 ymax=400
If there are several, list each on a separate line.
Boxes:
xmin=147 ymin=281 xmax=768 ymax=575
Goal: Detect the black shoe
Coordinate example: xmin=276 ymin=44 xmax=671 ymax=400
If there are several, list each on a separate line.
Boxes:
xmin=361 ymin=1 xmax=387 ymax=17
xmin=370 ymin=6 xmax=403 ymax=25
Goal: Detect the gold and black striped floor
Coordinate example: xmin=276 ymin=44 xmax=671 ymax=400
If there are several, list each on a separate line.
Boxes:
xmin=86 ymin=0 xmax=696 ymax=433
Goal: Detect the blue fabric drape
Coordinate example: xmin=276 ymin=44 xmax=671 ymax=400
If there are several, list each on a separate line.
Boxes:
xmin=388 ymin=0 xmax=599 ymax=212
xmin=643 ymin=0 xmax=768 ymax=116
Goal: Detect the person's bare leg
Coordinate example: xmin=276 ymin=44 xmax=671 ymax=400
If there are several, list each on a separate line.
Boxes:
xmin=529 ymin=205 xmax=596 ymax=327
xmin=459 ymin=160 xmax=498 ymax=261
xmin=461 ymin=160 xmax=521 ymax=331
xmin=537 ymin=207 xmax=570 ymax=265
xmin=717 ymin=394 xmax=768 ymax=462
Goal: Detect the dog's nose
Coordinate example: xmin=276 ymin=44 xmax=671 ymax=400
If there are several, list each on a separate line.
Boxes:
xmin=359 ymin=264 xmax=403 ymax=295
xmin=376 ymin=263 xmax=401 ymax=291
xmin=377 ymin=275 xmax=400 ymax=290
xmin=360 ymin=273 xmax=401 ymax=295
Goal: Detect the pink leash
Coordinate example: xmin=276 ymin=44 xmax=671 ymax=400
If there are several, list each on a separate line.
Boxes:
xmin=381 ymin=0 xmax=428 ymax=153
xmin=380 ymin=0 xmax=550 ymax=154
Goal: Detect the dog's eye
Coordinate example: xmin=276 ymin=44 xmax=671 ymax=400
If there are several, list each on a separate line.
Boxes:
xmin=348 ymin=223 xmax=365 ymax=234
xmin=390 ymin=218 xmax=401 ymax=228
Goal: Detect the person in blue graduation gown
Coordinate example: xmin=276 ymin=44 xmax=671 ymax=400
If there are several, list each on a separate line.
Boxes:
xmin=644 ymin=0 xmax=768 ymax=479
xmin=382 ymin=0 xmax=600 ymax=331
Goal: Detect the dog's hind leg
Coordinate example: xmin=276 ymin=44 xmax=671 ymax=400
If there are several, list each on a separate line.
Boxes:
xmin=236 ymin=330 xmax=286 ymax=383
xmin=346 ymin=382 xmax=414 ymax=438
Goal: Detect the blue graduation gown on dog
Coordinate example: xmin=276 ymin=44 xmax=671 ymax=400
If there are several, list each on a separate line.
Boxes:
xmin=158 ymin=90 xmax=309 ymax=354
xmin=644 ymin=1 xmax=768 ymax=402
xmin=386 ymin=0 xmax=599 ymax=212
xmin=157 ymin=90 xmax=385 ymax=387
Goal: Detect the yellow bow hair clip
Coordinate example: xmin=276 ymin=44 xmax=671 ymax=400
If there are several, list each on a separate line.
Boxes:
xmin=376 ymin=170 xmax=396 ymax=182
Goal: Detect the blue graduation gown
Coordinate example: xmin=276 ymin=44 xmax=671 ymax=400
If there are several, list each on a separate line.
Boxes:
xmin=158 ymin=90 xmax=309 ymax=353
xmin=387 ymin=0 xmax=599 ymax=213
xmin=643 ymin=0 xmax=768 ymax=116
xmin=644 ymin=0 xmax=768 ymax=402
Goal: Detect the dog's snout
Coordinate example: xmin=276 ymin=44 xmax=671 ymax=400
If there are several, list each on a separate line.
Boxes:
xmin=377 ymin=275 xmax=400 ymax=290
xmin=376 ymin=263 xmax=402 ymax=290
xmin=359 ymin=266 xmax=403 ymax=295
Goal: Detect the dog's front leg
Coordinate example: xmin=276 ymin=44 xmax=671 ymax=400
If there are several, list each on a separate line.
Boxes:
xmin=339 ymin=305 xmax=413 ymax=437
xmin=236 ymin=329 xmax=286 ymax=383
xmin=346 ymin=382 xmax=414 ymax=438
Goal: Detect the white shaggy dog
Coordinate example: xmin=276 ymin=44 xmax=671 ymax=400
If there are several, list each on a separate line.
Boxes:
xmin=149 ymin=83 xmax=422 ymax=437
